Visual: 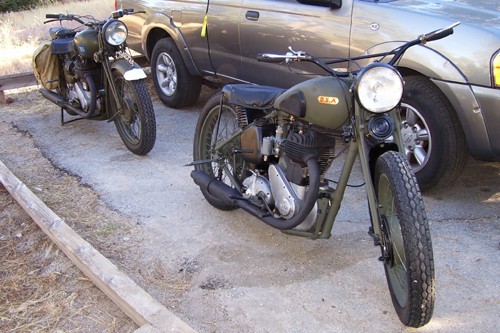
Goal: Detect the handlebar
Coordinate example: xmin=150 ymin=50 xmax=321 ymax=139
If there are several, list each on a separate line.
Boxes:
xmin=44 ymin=8 xmax=142 ymax=24
xmin=44 ymin=13 xmax=86 ymax=25
xmin=257 ymin=22 xmax=460 ymax=77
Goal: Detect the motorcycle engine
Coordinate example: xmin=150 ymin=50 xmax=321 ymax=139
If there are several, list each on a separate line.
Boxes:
xmin=241 ymin=123 xmax=335 ymax=228
xmin=64 ymin=58 xmax=102 ymax=113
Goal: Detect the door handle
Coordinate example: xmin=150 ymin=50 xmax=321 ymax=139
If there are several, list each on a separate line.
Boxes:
xmin=245 ymin=11 xmax=259 ymax=21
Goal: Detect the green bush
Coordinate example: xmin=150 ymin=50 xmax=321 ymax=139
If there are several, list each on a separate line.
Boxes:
xmin=0 ymin=0 xmax=62 ymax=13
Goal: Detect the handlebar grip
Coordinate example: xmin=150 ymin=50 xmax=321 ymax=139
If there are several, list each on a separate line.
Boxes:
xmin=45 ymin=14 xmax=61 ymax=19
xmin=426 ymin=28 xmax=454 ymax=42
xmin=256 ymin=53 xmax=287 ymax=63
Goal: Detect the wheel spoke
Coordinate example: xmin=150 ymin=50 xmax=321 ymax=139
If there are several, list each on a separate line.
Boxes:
xmin=413 ymin=146 xmax=427 ymax=165
xmin=416 ymin=128 xmax=429 ymax=141
xmin=405 ymin=109 xmax=419 ymax=125
xmin=157 ymin=63 xmax=168 ymax=74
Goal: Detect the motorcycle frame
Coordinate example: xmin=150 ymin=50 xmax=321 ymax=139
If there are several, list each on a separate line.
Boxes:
xmin=208 ymin=97 xmax=405 ymax=241
xmin=284 ymin=103 xmax=404 ymax=240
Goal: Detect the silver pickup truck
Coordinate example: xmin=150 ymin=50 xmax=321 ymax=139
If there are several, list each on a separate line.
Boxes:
xmin=117 ymin=0 xmax=500 ymax=191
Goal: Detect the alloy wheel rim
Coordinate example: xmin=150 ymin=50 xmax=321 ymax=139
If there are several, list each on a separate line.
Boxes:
xmin=156 ymin=52 xmax=177 ymax=96
xmin=399 ymin=103 xmax=432 ymax=173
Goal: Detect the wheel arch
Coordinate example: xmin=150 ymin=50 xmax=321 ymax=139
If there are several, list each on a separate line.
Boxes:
xmin=141 ymin=13 xmax=201 ymax=76
xmin=368 ymin=43 xmax=487 ymax=157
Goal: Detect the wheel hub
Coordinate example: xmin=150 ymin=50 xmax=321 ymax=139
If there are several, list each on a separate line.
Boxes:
xmin=379 ymin=215 xmax=394 ymax=267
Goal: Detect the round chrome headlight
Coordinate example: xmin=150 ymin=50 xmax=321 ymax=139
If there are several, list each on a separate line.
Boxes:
xmin=354 ymin=63 xmax=403 ymax=113
xmin=103 ymin=19 xmax=128 ymax=46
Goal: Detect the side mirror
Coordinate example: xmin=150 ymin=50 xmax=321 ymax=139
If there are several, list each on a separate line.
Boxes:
xmin=297 ymin=0 xmax=342 ymax=9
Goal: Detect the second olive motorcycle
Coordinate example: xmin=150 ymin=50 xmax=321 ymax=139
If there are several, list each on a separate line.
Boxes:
xmin=33 ymin=8 xmax=156 ymax=155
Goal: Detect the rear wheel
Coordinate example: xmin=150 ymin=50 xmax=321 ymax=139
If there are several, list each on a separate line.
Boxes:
xmin=193 ymin=94 xmax=244 ymax=210
xmin=110 ymin=71 xmax=156 ymax=155
xmin=374 ymin=151 xmax=435 ymax=327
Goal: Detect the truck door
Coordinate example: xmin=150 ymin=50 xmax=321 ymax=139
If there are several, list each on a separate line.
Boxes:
xmin=206 ymin=0 xmax=245 ymax=79
xmin=239 ymin=0 xmax=353 ymax=88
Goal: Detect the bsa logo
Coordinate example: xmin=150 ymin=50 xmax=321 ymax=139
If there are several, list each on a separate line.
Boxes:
xmin=318 ymin=96 xmax=339 ymax=105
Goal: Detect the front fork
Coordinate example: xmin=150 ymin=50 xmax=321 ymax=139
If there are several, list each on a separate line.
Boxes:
xmin=356 ymin=105 xmax=405 ymax=251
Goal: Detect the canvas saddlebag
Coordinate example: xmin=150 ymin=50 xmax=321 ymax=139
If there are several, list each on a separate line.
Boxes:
xmin=32 ymin=41 xmax=60 ymax=90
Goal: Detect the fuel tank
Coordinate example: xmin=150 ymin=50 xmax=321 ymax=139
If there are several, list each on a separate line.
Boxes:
xmin=74 ymin=29 xmax=99 ymax=59
xmin=274 ymin=77 xmax=351 ymax=130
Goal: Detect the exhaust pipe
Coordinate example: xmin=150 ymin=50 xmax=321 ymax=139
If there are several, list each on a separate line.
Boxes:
xmin=190 ymin=157 xmax=320 ymax=230
xmin=39 ymin=72 xmax=97 ymax=118
xmin=40 ymin=88 xmax=87 ymax=117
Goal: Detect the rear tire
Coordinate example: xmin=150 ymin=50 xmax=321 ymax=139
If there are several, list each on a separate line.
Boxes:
xmin=111 ymin=72 xmax=156 ymax=155
xmin=151 ymin=38 xmax=202 ymax=108
xmin=193 ymin=94 xmax=243 ymax=210
xmin=374 ymin=151 xmax=435 ymax=327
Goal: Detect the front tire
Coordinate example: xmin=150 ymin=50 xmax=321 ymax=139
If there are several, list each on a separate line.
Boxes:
xmin=110 ymin=72 xmax=156 ymax=155
xmin=374 ymin=151 xmax=435 ymax=327
xmin=401 ymin=75 xmax=467 ymax=191
xmin=193 ymin=94 xmax=243 ymax=210
xmin=151 ymin=38 xmax=202 ymax=108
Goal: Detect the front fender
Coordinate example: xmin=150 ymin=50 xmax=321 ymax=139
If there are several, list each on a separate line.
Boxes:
xmin=111 ymin=59 xmax=146 ymax=81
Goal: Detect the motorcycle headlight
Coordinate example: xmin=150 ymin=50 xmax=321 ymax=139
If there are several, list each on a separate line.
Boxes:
xmin=103 ymin=19 xmax=128 ymax=46
xmin=354 ymin=63 xmax=403 ymax=113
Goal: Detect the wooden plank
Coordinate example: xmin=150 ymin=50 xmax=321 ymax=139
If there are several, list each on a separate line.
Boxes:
xmin=0 ymin=159 xmax=197 ymax=333
xmin=0 ymin=72 xmax=37 ymax=91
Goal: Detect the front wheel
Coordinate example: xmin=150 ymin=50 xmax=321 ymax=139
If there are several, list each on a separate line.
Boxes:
xmin=151 ymin=38 xmax=202 ymax=108
xmin=400 ymin=75 xmax=467 ymax=191
xmin=374 ymin=151 xmax=435 ymax=328
xmin=110 ymin=72 xmax=156 ymax=155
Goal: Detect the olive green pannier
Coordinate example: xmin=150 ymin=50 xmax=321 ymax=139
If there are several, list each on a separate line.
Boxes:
xmin=32 ymin=41 xmax=60 ymax=90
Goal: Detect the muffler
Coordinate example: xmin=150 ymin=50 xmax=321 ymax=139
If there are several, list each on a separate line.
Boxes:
xmin=191 ymin=170 xmax=241 ymax=208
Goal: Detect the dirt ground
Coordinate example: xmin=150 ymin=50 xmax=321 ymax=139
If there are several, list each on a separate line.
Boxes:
xmin=0 ymin=87 xmax=190 ymax=332
xmin=0 ymin=98 xmax=135 ymax=332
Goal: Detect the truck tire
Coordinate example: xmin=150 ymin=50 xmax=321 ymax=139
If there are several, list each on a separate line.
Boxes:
xmin=151 ymin=38 xmax=202 ymax=108
xmin=400 ymin=75 xmax=467 ymax=192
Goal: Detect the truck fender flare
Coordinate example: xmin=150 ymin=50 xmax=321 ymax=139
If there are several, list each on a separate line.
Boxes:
xmin=364 ymin=42 xmax=484 ymax=155
xmin=141 ymin=13 xmax=201 ymax=76
xmin=364 ymin=42 xmax=467 ymax=83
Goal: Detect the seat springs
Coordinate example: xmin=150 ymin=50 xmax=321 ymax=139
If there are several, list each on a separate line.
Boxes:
xmin=234 ymin=105 xmax=249 ymax=128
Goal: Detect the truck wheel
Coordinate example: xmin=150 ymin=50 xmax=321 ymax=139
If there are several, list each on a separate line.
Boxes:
xmin=151 ymin=38 xmax=202 ymax=108
xmin=400 ymin=75 xmax=467 ymax=192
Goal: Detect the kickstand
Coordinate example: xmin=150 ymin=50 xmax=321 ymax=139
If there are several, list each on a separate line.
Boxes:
xmin=60 ymin=107 xmax=83 ymax=125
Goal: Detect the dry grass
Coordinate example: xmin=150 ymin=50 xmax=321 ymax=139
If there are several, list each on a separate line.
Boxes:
xmin=0 ymin=0 xmax=114 ymax=75
xmin=0 ymin=86 xmax=193 ymax=332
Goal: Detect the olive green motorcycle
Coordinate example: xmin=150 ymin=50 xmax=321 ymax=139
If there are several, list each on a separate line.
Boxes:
xmin=190 ymin=23 xmax=460 ymax=327
xmin=33 ymin=8 xmax=156 ymax=155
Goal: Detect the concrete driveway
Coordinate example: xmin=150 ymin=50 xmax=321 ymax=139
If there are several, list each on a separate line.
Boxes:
xmin=1 ymin=85 xmax=499 ymax=333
